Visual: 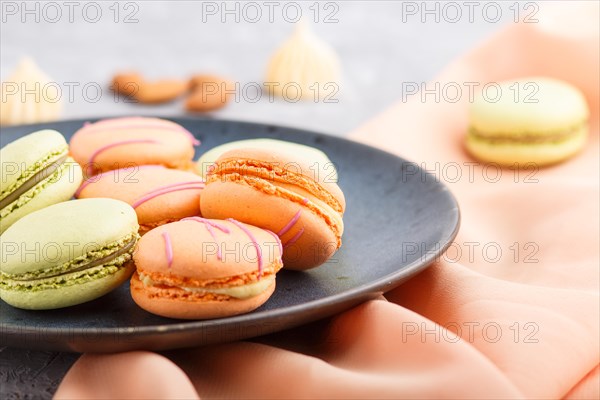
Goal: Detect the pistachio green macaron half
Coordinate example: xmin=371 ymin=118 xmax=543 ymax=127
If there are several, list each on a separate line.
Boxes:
xmin=1 ymin=130 xmax=83 ymax=233
xmin=0 ymin=198 xmax=139 ymax=310
xmin=466 ymin=77 xmax=589 ymax=167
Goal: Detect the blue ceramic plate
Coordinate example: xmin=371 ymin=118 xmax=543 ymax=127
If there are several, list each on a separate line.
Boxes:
xmin=0 ymin=117 xmax=459 ymax=352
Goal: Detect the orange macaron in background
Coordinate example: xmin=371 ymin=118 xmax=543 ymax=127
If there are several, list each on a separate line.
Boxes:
xmin=200 ymin=140 xmax=346 ymax=271
xmin=69 ymin=116 xmax=199 ymax=176
xmin=75 ymin=165 xmax=204 ymax=234
xmin=130 ymin=217 xmax=283 ymax=319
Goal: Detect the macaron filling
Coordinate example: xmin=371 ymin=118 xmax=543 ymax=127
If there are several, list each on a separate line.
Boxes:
xmin=468 ymin=121 xmax=587 ymax=145
xmin=210 ymin=159 xmax=344 ymax=213
xmin=138 ymin=273 xmax=275 ymax=300
xmin=1 ymin=145 xmax=67 ymax=197
xmin=1 ymin=258 xmax=132 ymax=293
xmin=0 ymin=153 xmax=69 ymax=210
xmin=0 ymin=160 xmax=78 ymax=221
xmin=0 ymin=233 xmax=139 ymax=290
xmin=208 ymin=169 xmax=344 ymax=247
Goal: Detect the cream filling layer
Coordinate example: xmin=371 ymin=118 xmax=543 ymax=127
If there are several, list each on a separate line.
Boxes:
xmin=0 ymin=154 xmax=68 ymax=209
xmin=1 ymin=233 xmax=139 ymax=281
xmin=0 ymin=160 xmax=71 ymax=218
xmin=468 ymin=121 xmax=587 ymax=144
xmin=1 ymin=254 xmax=132 ymax=292
xmin=139 ymin=273 xmax=275 ymax=300
xmin=1 ymin=146 xmax=68 ymax=201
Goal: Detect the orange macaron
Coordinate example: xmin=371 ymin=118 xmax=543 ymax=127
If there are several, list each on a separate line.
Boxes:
xmin=130 ymin=218 xmax=283 ymax=320
xmin=75 ymin=165 xmax=204 ymax=234
xmin=69 ymin=116 xmax=199 ymax=176
xmin=200 ymin=144 xmax=345 ymax=270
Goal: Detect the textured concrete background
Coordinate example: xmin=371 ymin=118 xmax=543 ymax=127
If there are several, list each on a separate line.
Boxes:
xmin=0 ymin=1 xmax=510 ymax=397
xmin=1 ymin=1 xmax=512 ymax=135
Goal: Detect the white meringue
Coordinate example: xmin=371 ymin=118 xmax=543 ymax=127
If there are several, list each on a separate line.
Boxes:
xmin=265 ymin=22 xmax=341 ymax=100
xmin=1 ymin=58 xmax=62 ymax=126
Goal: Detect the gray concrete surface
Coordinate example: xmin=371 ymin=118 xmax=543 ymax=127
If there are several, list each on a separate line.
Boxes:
xmin=0 ymin=1 xmax=511 ymax=398
xmin=2 ymin=1 xmax=512 ymax=135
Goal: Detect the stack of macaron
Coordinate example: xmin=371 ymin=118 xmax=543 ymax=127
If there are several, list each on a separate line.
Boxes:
xmin=0 ymin=124 xmax=146 ymax=312
xmin=2 ymin=74 xmax=589 ymax=318
xmin=1 ymin=117 xmax=346 ymax=320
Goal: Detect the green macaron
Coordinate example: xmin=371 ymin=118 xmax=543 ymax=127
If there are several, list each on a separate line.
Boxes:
xmin=1 ymin=130 xmax=83 ymax=234
xmin=466 ymin=77 xmax=589 ymax=166
xmin=0 ymin=198 xmax=140 ymax=310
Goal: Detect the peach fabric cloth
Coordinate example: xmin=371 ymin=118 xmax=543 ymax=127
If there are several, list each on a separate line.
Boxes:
xmin=55 ymin=4 xmax=599 ymax=399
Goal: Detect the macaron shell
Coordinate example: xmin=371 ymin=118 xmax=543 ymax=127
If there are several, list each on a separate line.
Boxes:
xmin=0 ymin=158 xmax=83 ymax=234
xmin=1 ymin=261 xmax=134 ymax=310
xmin=275 ymin=179 xmax=344 ymax=235
xmin=1 ymin=129 xmax=67 ymax=190
xmin=1 ymin=198 xmax=138 ymax=275
xmin=470 ymin=77 xmax=589 ymax=135
xmin=76 ymin=166 xmax=203 ymax=232
xmin=130 ymin=273 xmax=275 ymax=320
xmin=134 ymin=219 xmax=282 ymax=280
xmin=216 ymin=147 xmax=345 ymax=211
xmin=69 ymin=117 xmax=196 ymax=174
xmin=466 ymin=125 xmax=588 ymax=167
xmin=196 ymin=138 xmax=337 ymax=180
xmin=201 ymin=181 xmax=339 ymax=270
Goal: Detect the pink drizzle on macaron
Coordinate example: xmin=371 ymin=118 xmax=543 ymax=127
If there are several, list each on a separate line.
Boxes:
xmin=277 ymin=210 xmax=302 ymax=237
xmin=162 ymin=232 xmax=174 ymax=268
xmin=276 ymin=209 xmax=305 ymax=249
xmin=283 ymin=228 xmax=305 ymax=249
xmin=302 ymin=198 xmax=309 ymax=205
xmin=265 ymin=229 xmax=283 ymax=261
xmin=182 ymin=217 xmax=231 ymax=260
xmin=131 ymin=181 xmax=205 ymax=209
xmin=227 ymin=218 xmax=264 ymax=278
xmin=182 ymin=217 xmax=231 ymax=234
xmin=87 ymin=139 xmax=160 ymax=170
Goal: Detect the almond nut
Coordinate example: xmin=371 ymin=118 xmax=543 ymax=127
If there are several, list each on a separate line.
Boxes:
xmin=111 ymin=72 xmax=143 ymax=97
xmin=189 ymin=74 xmax=234 ymax=91
xmin=185 ymin=89 xmax=229 ymax=112
xmin=134 ymin=80 xmax=189 ymax=104
xmin=185 ymin=75 xmax=235 ymax=112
